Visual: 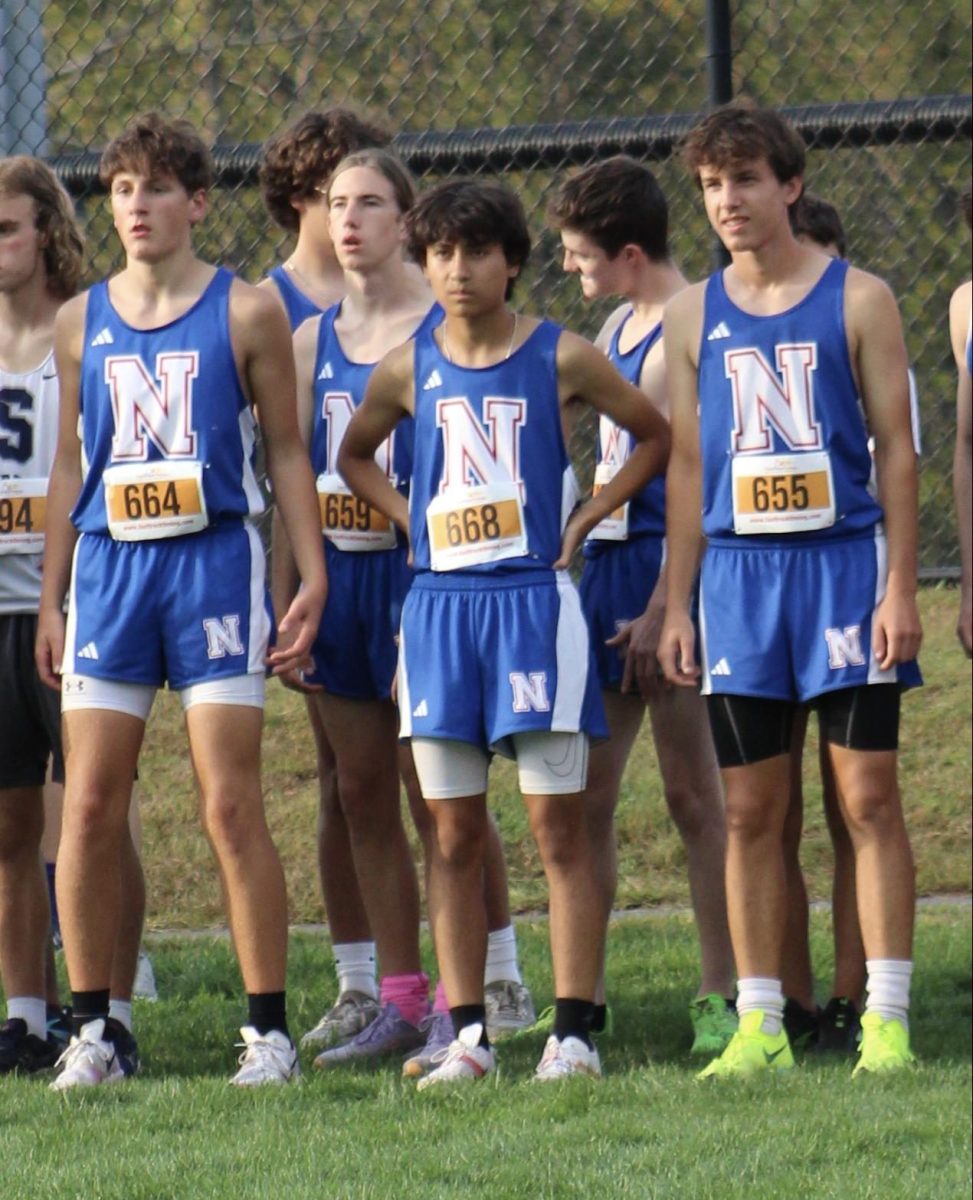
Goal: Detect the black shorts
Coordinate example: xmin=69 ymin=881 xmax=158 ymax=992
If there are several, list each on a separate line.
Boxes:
xmin=706 ymin=685 xmax=902 ymax=769
xmin=0 ymin=612 xmax=63 ymax=789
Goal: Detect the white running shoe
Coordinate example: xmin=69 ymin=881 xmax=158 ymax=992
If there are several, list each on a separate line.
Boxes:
xmin=230 ymin=1027 xmax=300 ymax=1087
xmin=50 ymin=1019 xmax=127 ymax=1091
xmin=416 ymin=1022 xmax=495 ymax=1091
xmin=133 ymin=951 xmax=158 ymax=1002
xmin=484 ymin=979 xmax=536 ymax=1039
xmin=533 ymin=1035 xmax=601 ymax=1082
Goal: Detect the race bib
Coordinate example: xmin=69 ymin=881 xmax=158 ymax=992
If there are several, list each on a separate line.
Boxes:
xmin=426 ymin=481 xmax=527 ymax=571
xmin=104 ymin=461 xmax=208 ymax=541
xmin=0 ymin=477 xmax=46 ymax=555
xmin=732 ymin=451 xmax=835 ymax=534
xmin=587 ymin=462 xmax=629 ymax=542
xmin=316 ymin=472 xmax=396 ymax=552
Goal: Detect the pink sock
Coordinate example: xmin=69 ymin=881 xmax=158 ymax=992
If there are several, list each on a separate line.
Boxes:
xmin=379 ymin=972 xmax=430 ymax=1027
xmin=433 ymin=980 xmax=449 ymax=1015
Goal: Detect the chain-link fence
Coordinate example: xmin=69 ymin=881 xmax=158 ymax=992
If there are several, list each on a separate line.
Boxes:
xmin=3 ymin=0 xmax=971 ymax=571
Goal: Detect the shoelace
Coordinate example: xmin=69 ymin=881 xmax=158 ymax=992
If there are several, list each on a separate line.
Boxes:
xmin=236 ymin=1038 xmax=291 ymax=1073
xmin=355 ymin=1008 xmax=403 ymax=1046
xmin=55 ymin=1037 xmax=111 ymax=1073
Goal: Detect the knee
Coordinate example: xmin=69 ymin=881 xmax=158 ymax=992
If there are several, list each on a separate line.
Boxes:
xmin=0 ymin=798 xmax=43 ymax=864
xmin=724 ymin=795 xmax=777 ymax=843
xmin=202 ymin=788 xmax=259 ymax=857
xmin=664 ymin=784 xmax=720 ymax=844
xmin=531 ymin=808 xmax=587 ymax=872
xmin=841 ymin=785 xmax=902 ymax=839
xmin=431 ymin=809 xmax=485 ymax=871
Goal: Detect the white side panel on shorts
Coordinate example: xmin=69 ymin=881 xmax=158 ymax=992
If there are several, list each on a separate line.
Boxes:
xmin=397 ymin=623 xmax=413 ymax=738
xmin=551 ymin=570 xmax=587 ymax=731
xmin=867 ymin=528 xmax=896 ymax=685
xmin=245 ymin=523 xmax=271 ymax=674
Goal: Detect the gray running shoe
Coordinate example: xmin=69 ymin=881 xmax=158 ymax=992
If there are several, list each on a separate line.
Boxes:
xmin=300 ymin=990 xmax=381 ymax=1050
xmin=402 ymin=1011 xmax=455 ymax=1079
xmin=313 ymin=1001 xmax=425 ymax=1069
xmin=485 ymin=979 xmax=536 ymax=1040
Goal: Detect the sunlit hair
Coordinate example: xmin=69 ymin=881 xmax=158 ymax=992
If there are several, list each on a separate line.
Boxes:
xmin=327 ymin=148 xmax=416 ymax=215
xmin=259 ymin=108 xmax=391 ymax=233
xmin=683 ymin=100 xmax=806 ymax=189
xmin=548 ymin=155 xmax=669 ymax=261
xmin=0 ymin=155 xmax=84 ymax=299
xmin=99 ymin=113 xmax=213 ymax=194
xmin=406 ymin=178 xmax=531 ymax=298
xmin=790 ymin=192 xmax=847 ymax=257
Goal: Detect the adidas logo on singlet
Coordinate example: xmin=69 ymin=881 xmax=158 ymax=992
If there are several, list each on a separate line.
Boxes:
xmin=77 ymin=641 xmax=100 ymax=660
xmin=318 ymin=362 xmax=334 ymax=380
xmin=706 ymin=321 xmax=731 ymax=341
xmin=710 ymin=657 xmax=732 ymax=676
xmin=90 ymin=328 xmax=114 ymax=347
xmin=422 ymin=370 xmax=443 ymax=391
xmin=412 ymin=699 xmax=429 ymax=718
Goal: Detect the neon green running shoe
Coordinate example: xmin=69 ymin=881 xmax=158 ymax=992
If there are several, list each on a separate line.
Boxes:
xmin=852 ymin=1012 xmax=915 ymax=1077
xmin=696 ymin=1010 xmax=794 ymax=1079
xmin=689 ymin=994 xmax=738 ymax=1056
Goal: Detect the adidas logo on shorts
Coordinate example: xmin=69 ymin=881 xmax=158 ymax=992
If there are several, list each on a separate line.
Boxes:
xmin=77 ymin=641 xmax=100 ymax=660
xmin=706 ymin=321 xmax=731 ymax=341
xmin=422 ymin=370 xmax=443 ymax=391
xmin=710 ymin=657 xmax=732 ymax=676
xmin=90 ymin=328 xmax=114 ymax=347
xmin=318 ymin=362 xmax=334 ymax=380
xmin=412 ymin=699 xmax=429 ymax=718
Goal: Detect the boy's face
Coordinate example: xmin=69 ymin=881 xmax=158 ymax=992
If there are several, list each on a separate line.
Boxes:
xmin=697 ymin=156 xmax=802 ymax=254
xmin=559 ymin=228 xmax=626 ymax=300
xmin=0 ymin=191 xmax=44 ymax=295
xmin=423 ymin=239 xmax=518 ymax=316
xmin=109 ymin=170 xmax=206 ymax=262
xmin=328 ymin=165 xmax=404 ymax=273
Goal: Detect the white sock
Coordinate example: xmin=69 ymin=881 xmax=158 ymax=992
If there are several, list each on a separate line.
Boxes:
xmin=7 ymin=996 xmax=47 ymax=1040
xmin=865 ymin=959 xmax=913 ymax=1027
xmin=484 ymin=925 xmax=522 ymax=986
xmin=736 ymin=977 xmax=785 ymax=1036
xmin=109 ymin=999 xmax=133 ymax=1033
xmin=334 ymin=941 xmax=378 ymax=1000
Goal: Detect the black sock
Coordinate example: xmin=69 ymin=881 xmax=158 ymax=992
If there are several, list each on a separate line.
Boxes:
xmin=449 ymin=1004 xmax=490 ymax=1048
xmin=247 ymin=992 xmax=288 ymax=1038
xmin=591 ymin=1004 xmax=608 ymax=1034
xmin=554 ymin=998 xmax=595 ymax=1048
xmin=71 ymin=990 xmax=110 ymax=1038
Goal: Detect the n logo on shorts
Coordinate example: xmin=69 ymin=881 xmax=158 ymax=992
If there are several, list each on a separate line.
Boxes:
xmin=437 ymin=397 xmax=526 ymax=500
xmin=509 ymin=671 xmax=550 ymax=713
xmin=202 ymin=616 xmax=244 ymax=659
xmin=825 ymin=625 xmax=866 ymax=669
xmin=106 ymin=353 xmax=199 ymax=460
xmin=726 ymin=344 xmax=822 ymax=453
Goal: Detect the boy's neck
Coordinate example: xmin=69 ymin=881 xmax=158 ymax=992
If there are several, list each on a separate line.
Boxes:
xmin=439 ymin=306 xmax=520 ymax=368
xmin=626 ymin=259 xmax=688 ymax=320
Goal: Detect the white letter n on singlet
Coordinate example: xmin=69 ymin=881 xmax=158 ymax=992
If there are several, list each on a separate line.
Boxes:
xmin=203 ymin=616 xmax=244 ymax=659
xmin=509 ymin=672 xmax=550 ymax=713
xmin=726 ymin=344 xmax=822 ymax=453
xmin=437 ymin=396 xmax=526 ymax=500
xmin=825 ymin=625 xmax=865 ymax=669
xmin=106 ymin=353 xmax=198 ymax=459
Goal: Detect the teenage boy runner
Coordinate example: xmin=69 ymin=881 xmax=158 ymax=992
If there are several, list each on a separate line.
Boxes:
xmin=659 ymin=103 xmax=921 ymax=1079
xmin=272 ymin=148 xmax=432 ymax=1069
xmin=261 ymin=115 xmax=534 ymax=1053
xmin=36 ymin=114 xmax=326 ymax=1088
xmin=340 ymin=178 xmax=670 ymax=1086
xmin=549 ymin=156 xmax=736 ymax=1054
xmin=0 ymin=156 xmax=145 ymax=1075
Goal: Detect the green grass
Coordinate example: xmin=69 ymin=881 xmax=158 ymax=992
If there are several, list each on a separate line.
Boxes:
xmin=137 ymin=583 xmax=972 ymax=929
xmin=2 ymin=908 xmax=970 ymax=1200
